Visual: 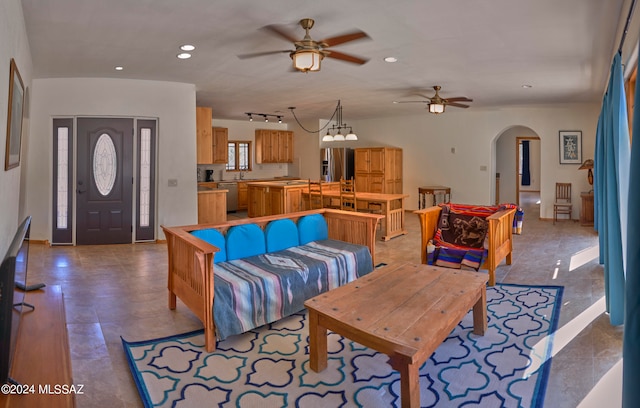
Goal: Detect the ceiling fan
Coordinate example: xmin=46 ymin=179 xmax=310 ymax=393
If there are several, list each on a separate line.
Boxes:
xmin=394 ymin=86 xmax=473 ymax=114
xmin=238 ymin=18 xmax=369 ymax=72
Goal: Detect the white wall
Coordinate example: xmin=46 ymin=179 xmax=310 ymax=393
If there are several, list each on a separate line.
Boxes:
xmin=0 ymin=0 xmax=32 ymax=255
xmin=347 ymin=103 xmax=599 ymax=218
xmin=28 ymin=78 xmax=197 ymax=241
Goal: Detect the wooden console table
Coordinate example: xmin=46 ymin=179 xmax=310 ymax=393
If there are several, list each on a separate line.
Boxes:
xmin=0 ymin=285 xmax=75 ymax=408
xmin=418 ymin=186 xmax=451 ymax=209
xmin=580 ymin=192 xmax=594 ymax=226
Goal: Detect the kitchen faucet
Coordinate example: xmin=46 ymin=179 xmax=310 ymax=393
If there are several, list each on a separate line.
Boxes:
xmin=240 ymin=172 xmax=245 ymax=180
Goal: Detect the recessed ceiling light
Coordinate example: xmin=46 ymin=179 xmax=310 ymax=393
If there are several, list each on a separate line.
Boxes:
xmin=522 ymin=84 xmax=532 ymax=88
xmin=114 ymin=66 xmax=124 ymax=71
xmin=177 ymin=53 xmax=192 ymax=59
xmin=384 ymin=57 xmax=398 ymax=63
xmin=180 ymin=44 xmax=195 ymax=51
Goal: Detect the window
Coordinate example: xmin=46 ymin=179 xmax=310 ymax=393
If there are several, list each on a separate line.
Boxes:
xmin=226 ymin=141 xmax=251 ymax=171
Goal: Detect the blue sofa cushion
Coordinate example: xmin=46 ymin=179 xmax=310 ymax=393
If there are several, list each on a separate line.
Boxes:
xmin=298 ymin=214 xmax=328 ymax=245
xmin=226 ymin=224 xmax=266 ymax=260
xmin=265 ymin=219 xmax=299 ymax=253
xmin=191 ymin=228 xmax=227 ymax=263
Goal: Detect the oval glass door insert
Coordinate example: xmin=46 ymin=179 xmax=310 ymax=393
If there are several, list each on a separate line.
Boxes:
xmin=93 ymin=133 xmax=117 ymax=196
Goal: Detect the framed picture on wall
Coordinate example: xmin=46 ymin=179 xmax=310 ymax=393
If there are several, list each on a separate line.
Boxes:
xmin=4 ymin=58 xmax=25 ymax=171
xmin=559 ymin=130 xmax=582 ymax=164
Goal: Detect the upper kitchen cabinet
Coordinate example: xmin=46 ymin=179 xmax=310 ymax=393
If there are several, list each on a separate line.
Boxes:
xmin=196 ymin=106 xmax=228 ymax=164
xmin=354 ymin=147 xmax=403 ymax=194
xmin=255 ymin=129 xmax=294 ymax=163
xmin=211 ymin=127 xmax=228 ymax=164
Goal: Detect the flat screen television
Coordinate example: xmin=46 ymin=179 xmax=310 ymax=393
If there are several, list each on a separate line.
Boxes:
xmin=0 ymin=216 xmax=32 ymax=385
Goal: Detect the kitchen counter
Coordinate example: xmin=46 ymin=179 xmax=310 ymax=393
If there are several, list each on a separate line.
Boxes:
xmin=197 ymin=186 xmax=228 ymax=193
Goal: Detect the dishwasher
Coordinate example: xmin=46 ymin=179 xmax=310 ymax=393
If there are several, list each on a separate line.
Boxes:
xmin=218 ymin=182 xmax=238 ymax=212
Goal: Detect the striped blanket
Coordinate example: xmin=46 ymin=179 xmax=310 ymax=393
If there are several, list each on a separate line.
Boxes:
xmin=429 ymin=203 xmax=522 ymax=270
xmin=213 ymin=239 xmax=373 ymax=341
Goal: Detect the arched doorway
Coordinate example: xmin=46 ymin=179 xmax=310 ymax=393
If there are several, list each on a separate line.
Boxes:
xmin=494 ymin=126 xmax=541 ymax=210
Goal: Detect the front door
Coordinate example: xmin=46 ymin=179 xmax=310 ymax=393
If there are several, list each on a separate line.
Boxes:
xmin=76 ymin=118 xmax=133 ymax=244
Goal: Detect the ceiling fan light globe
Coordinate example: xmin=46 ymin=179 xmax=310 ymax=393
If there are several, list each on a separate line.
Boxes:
xmin=292 ymin=50 xmax=322 ymax=72
xmin=429 ymin=103 xmax=445 ymax=114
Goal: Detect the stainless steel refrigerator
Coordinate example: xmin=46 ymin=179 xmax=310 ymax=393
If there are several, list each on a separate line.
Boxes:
xmin=320 ymin=148 xmax=354 ymax=182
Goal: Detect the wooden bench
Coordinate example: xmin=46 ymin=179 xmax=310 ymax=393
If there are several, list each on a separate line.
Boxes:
xmin=162 ymin=208 xmax=383 ymax=352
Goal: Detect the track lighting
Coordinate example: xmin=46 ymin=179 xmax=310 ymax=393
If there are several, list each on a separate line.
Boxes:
xmin=245 ymin=112 xmax=284 ymax=124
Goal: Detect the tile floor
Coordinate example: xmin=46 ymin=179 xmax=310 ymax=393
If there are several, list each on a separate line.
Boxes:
xmin=26 ymin=192 xmax=621 ymax=407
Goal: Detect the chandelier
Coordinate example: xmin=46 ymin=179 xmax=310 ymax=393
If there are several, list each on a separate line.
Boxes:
xmin=322 ymin=100 xmax=357 ymax=142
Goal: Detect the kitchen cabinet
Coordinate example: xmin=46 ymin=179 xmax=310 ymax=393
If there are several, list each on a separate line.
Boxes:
xmin=354 ymin=147 xmax=403 ymax=194
xmin=247 ymin=181 xmax=305 ymax=217
xmin=197 ymin=188 xmax=227 ymax=223
xmin=237 ymin=181 xmax=248 ymax=210
xmin=196 ymin=107 xmax=228 ymax=164
xmin=196 ymin=107 xmax=213 ymax=164
xmin=211 ymin=127 xmax=228 ymax=164
xmin=255 ymin=129 xmax=294 ymax=163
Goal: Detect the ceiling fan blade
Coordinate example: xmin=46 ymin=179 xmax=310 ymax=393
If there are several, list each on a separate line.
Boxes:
xmin=325 ymin=50 xmax=368 ymax=65
xmin=413 ymin=93 xmax=434 ymax=100
xmin=321 ymin=31 xmax=369 ymax=47
xmin=393 ymin=100 xmax=429 ymax=104
xmin=237 ymin=50 xmax=292 ymax=59
xmin=261 ymin=24 xmax=300 ymax=43
xmin=447 ymin=102 xmax=470 ymax=108
xmin=445 ymin=97 xmax=473 ymax=102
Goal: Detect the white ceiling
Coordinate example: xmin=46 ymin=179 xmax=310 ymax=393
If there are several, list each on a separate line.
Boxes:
xmin=21 ymin=0 xmax=628 ymax=121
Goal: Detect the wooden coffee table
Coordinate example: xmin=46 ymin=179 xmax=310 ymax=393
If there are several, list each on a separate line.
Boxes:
xmin=304 ymin=262 xmax=488 ymax=408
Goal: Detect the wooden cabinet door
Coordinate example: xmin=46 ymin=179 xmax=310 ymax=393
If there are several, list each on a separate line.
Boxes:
xmin=255 ymin=130 xmax=268 ymax=163
xmin=237 ymin=182 xmax=248 ymax=210
xmin=393 ymin=149 xmax=403 ymax=193
xmin=196 ymin=107 xmax=213 ymax=164
xmin=212 ymin=127 xmax=228 ymax=163
xmin=248 ymin=186 xmax=267 ymax=217
xmin=278 ymin=131 xmax=293 ymax=163
xmin=369 ymin=174 xmax=385 ymax=193
xmin=285 ymin=187 xmax=303 ymax=213
xmin=354 ymin=149 xmax=370 ymax=173
xmin=369 ymin=148 xmax=385 ymax=173
xmin=268 ymin=188 xmax=283 ymax=215
xmin=355 ymin=173 xmax=369 ymax=193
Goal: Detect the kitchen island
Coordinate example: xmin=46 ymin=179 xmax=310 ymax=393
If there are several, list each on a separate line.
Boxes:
xmin=246 ymin=180 xmax=306 ymax=217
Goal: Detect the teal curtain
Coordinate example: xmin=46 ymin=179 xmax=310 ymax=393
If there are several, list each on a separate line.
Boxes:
xmin=624 ymin=51 xmax=640 ymax=408
xmin=594 ymin=52 xmax=630 ymax=326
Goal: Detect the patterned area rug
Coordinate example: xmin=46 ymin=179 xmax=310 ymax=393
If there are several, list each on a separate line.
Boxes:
xmin=123 ymin=283 xmax=563 ymax=408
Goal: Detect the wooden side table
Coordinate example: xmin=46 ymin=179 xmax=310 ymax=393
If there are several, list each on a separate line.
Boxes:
xmin=418 ymin=186 xmax=451 ymax=209
xmin=580 ymin=192 xmax=594 ymax=226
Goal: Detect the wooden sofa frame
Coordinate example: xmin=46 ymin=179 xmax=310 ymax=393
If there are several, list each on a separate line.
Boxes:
xmin=161 ymin=208 xmax=383 ymax=352
xmin=414 ymin=205 xmax=516 ymax=286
